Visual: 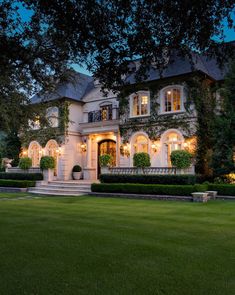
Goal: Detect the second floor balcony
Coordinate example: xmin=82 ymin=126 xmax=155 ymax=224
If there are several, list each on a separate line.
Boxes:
xmin=88 ymin=106 xmax=119 ymax=123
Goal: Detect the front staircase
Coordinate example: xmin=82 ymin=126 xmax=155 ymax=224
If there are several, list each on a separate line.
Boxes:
xmin=28 ymin=180 xmax=95 ymax=196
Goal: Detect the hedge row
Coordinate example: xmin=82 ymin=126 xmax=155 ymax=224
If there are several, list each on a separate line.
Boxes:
xmin=0 ymin=172 xmax=43 ymax=181
xmin=100 ymin=174 xmax=197 ymax=184
xmin=0 ymin=179 xmax=36 ymax=188
xmin=91 ymin=183 xmax=208 ymax=196
xmin=208 ymin=184 xmax=235 ymax=196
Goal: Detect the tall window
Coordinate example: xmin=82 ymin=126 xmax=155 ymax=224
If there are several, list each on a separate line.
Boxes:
xmin=164 ymin=132 xmax=183 ymax=166
xmin=131 ymin=91 xmax=150 ymax=117
xmin=162 ymin=87 xmax=182 ymax=113
xmin=134 ymin=135 xmax=148 ymax=153
xmin=28 ymin=142 xmax=41 ymax=167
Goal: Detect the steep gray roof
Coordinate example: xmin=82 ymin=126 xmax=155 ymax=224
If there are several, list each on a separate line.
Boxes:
xmin=31 ymin=71 xmax=93 ymax=104
xmin=124 ymin=51 xmax=230 ymax=84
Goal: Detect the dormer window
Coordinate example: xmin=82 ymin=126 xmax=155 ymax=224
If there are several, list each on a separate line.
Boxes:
xmin=130 ymin=91 xmax=150 ymax=117
xmin=160 ymin=86 xmax=184 ymax=114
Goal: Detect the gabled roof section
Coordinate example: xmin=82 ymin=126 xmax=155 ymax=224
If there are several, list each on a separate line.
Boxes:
xmin=31 ymin=71 xmax=93 ymax=104
xmin=82 ymin=80 xmax=117 ymax=102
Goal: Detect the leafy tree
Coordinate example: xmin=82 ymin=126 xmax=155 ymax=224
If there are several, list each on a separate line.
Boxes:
xmin=212 ymin=61 xmax=235 ymax=175
xmin=0 ymin=1 xmax=234 ymax=120
xmin=1 ymin=131 xmax=21 ymax=167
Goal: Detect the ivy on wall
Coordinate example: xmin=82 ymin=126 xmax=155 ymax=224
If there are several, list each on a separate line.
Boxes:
xmin=118 ymin=76 xmax=196 ymax=143
xmin=20 ymin=100 xmax=70 ymax=147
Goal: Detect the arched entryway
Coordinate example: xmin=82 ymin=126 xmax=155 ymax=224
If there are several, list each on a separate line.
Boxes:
xmin=28 ymin=141 xmax=42 ymax=167
xmin=97 ymin=139 xmax=116 ymax=176
xmin=45 ymin=140 xmax=59 ymax=176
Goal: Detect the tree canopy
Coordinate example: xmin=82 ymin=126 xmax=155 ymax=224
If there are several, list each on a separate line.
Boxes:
xmin=1 ymin=1 xmax=234 ymax=104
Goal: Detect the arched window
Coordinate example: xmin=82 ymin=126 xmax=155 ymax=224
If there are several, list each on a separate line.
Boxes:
xmin=28 ymin=141 xmax=42 ymax=167
xmin=45 ymin=140 xmax=59 ymax=176
xmin=161 ymin=86 xmax=184 ymax=114
xmin=162 ymin=131 xmax=184 ymax=166
xmin=133 ymin=134 xmax=149 ymax=153
xmin=130 ymin=91 xmax=150 ymax=117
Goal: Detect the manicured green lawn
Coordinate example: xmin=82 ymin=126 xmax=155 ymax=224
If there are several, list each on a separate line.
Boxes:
xmin=0 ymin=193 xmax=234 ymax=295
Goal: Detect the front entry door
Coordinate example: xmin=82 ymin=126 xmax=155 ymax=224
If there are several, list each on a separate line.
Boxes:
xmin=98 ymin=140 xmax=116 ymax=177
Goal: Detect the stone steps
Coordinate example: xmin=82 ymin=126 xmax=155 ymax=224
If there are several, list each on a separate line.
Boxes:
xmin=29 ymin=180 xmax=92 ymax=196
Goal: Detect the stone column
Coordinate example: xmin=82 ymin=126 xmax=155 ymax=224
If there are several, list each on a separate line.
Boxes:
xmin=86 ymin=135 xmax=92 ymax=168
xmin=115 ymin=131 xmax=120 ymax=167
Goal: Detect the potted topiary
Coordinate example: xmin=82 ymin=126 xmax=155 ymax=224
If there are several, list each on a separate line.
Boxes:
xmin=133 ymin=152 xmax=151 ymax=174
xmin=40 ymin=156 xmax=55 ymax=182
xmin=99 ymin=154 xmax=113 ymax=174
xmin=170 ymin=150 xmax=193 ymax=173
xmin=72 ymin=165 xmax=82 ymax=180
xmin=19 ymin=157 xmax=32 ymax=171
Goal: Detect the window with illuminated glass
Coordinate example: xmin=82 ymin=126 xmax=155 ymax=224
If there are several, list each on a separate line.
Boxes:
xmin=162 ymin=87 xmax=182 ymax=113
xmin=133 ymin=135 xmax=149 ymax=153
xmin=130 ymin=91 xmax=150 ymax=117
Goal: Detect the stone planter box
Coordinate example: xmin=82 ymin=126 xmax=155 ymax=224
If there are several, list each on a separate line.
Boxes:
xmin=192 ymin=192 xmax=209 ymax=203
xmin=205 ymin=191 xmax=217 ymax=200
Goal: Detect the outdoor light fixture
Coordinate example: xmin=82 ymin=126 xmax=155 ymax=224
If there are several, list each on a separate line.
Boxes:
xmin=151 ymin=143 xmax=158 ymax=153
xmin=120 ymin=143 xmax=130 ymax=157
xmin=80 ymin=143 xmax=87 ymax=153
xmin=56 ymin=147 xmax=62 ymax=156
xmin=151 ymin=142 xmax=159 ymax=153
xmin=23 ymin=150 xmax=27 ymax=156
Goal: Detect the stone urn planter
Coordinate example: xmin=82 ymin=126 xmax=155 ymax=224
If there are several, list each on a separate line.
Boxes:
xmin=72 ymin=165 xmax=82 ymax=180
xmin=101 ymin=166 xmax=109 ymax=175
xmin=99 ymin=154 xmax=112 ymax=175
xmin=43 ymin=168 xmax=54 ymax=182
xmin=40 ymin=156 xmax=56 ymax=183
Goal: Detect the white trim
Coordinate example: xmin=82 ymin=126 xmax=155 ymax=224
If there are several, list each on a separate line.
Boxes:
xmin=129 ymin=91 xmax=150 ymax=118
xmin=159 ymin=85 xmax=185 ymax=114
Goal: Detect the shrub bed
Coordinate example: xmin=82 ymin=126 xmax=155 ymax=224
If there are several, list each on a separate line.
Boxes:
xmin=91 ymin=183 xmax=208 ymax=196
xmin=100 ymin=174 xmax=197 ymax=185
xmin=0 ymin=179 xmax=36 ymax=188
xmin=208 ymin=184 xmax=235 ymax=196
xmin=0 ymin=172 xmax=43 ymax=181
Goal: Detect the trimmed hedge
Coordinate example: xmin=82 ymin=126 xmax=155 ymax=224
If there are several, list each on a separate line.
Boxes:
xmin=0 ymin=172 xmax=43 ymax=181
xmin=208 ymin=184 xmax=235 ymax=196
xmin=91 ymin=183 xmax=208 ymax=196
xmin=0 ymin=179 xmax=36 ymax=188
xmin=100 ymin=174 xmax=197 ymax=185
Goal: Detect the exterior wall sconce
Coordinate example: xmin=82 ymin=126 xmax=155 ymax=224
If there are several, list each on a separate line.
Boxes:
xmin=23 ymin=150 xmax=27 ymax=156
xmin=56 ymin=147 xmax=62 ymax=156
xmin=151 ymin=142 xmax=159 ymax=153
xmin=80 ymin=143 xmax=87 ymax=153
xmin=120 ymin=143 xmax=130 ymax=157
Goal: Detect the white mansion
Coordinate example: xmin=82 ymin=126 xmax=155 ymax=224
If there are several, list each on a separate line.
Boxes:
xmin=23 ymin=53 xmax=228 ymax=180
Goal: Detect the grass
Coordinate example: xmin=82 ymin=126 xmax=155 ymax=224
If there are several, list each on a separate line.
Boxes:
xmin=0 ymin=193 xmax=234 ymax=295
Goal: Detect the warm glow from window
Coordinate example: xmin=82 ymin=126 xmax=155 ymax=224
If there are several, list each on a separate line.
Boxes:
xmin=164 ymin=87 xmax=181 ymax=113
xmin=134 ymin=135 xmax=148 ymax=153
xmin=141 ymin=96 xmax=148 ymax=105
xmin=131 ymin=92 xmax=149 ymax=117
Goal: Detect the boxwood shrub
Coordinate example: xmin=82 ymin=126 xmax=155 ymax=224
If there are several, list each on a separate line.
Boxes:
xmin=91 ymin=183 xmax=208 ymax=196
xmin=0 ymin=172 xmax=43 ymax=180
xmin=100 ymin=174 xmax=197 ymax=185
xmin=0 ymin=179 xmax=36 ymax=188
xmin=19 ymin=157 xmax=32 ymax=170
xmin=40 ymin=156 xmax=55 ymax=170
xmin=208 ymin=184 xmax=235 ymax=196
